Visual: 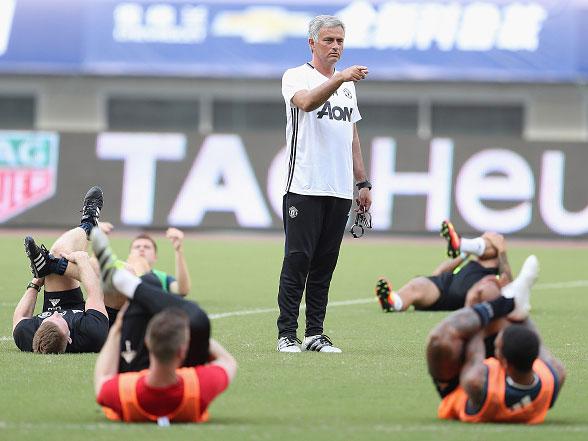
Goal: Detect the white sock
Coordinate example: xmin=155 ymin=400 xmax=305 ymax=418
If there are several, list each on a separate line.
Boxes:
xmin=112 ymin=270 xmax=141 ymax=299
xmin=501 ymin=256 xmax=539 ymax=299
xmin=391 ymin=292 xmax=404 ymax=311
xmin=460 ymin=237 xmax=486 ymax=256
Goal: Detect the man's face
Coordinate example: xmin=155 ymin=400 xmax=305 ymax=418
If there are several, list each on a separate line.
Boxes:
xmin=45 ymin=312 xmax=71 ymax=344
xmin=129 ymin=238 xmax=157 ymax=265
xmin=310 ymin=26 xmax=345 ymax=66
xmin=464 ymin=275 xmax=502 ymax=307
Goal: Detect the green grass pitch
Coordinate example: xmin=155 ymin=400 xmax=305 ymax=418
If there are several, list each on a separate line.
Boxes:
xmin=0 ymin=232 xmax=586 ymax=440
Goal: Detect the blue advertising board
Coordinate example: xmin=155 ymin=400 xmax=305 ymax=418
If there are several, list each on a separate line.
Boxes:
xmin=0 ymin=0 xmax=586 ymax=81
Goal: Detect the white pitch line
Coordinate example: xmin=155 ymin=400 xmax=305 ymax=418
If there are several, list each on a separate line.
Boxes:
xmin=208 ymin=279 xmax=588 ymax=320
xmin=0 ymin=280 xmax=586 ymax=334
xmin=209 ymin=297 xmax=373 ymax=320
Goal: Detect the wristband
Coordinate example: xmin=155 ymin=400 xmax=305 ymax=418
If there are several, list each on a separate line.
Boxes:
xmin=356 ymin=180 xmax=372 ymax=191
xmin=27 ymin=282 xmax=42 ymax=292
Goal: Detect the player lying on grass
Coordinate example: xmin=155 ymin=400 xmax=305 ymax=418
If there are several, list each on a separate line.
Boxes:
xmin=125 ymin=229 xmax=191 ymax=296
xmin=375 ymin=221 xmax=513 ymax=312
xmin=13 ymin=186 xmax=109 ymax=353
xmin=103 ymin=228 xmax=193 ymax=327
xmin=90 ymin=227 xmax=236 ymax=423
xmin=427 ymin=255 xmax=566 ymax=424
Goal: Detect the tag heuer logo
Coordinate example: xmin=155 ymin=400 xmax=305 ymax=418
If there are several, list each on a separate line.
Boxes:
xmin=0 ymin=132 xmax=59 ymax=223
xmin=343 ymin=88 xmax=352 ymax=99
xmin=288 ymin=206 xmax=298 ymax=218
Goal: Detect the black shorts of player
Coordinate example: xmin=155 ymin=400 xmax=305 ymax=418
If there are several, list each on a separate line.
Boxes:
xmin=106 ymin=306 xmax=119 ymax=328
xmin=118 ymin=282 xmax=210 ymax=373
xmin=42 ymin=287 xmax=85 ymax=312
xmin=105 ymin=272 xmax=170 ymax=328
xmin=421 ymin=261 xmax=498 ymax=311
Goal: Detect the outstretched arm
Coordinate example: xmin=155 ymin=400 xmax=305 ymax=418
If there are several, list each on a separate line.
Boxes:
xmin=94 ymin=303 xmax=126 ymax=396
xmin=12 ymin=278 xmax=44 ymax=331
xmin=291 ymin=66 xmax=368 ymax=112
xmin=166 ymin=228 xmax=191 ymax=296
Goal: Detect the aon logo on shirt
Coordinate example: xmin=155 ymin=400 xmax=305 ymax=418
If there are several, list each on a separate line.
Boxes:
xmin=317 ymin=101 xmax=353 ymax=121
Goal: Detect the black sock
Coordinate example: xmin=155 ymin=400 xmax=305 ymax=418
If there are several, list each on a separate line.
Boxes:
xmin=79 ymin=222 xmax=93 ymax=239
xmin=472 ymin=297 xmax=514 ymax=327
xmin=47 ymin=256 xmax=68 ymax=276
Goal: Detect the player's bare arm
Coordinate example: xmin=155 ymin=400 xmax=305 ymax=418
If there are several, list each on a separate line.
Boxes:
xmin=209 ymin=338 xmax=238 ymax=384
xmin=12 ymin=277 xmax=44 ymax=331
xmin=167 ymin=227 xmax=191 ymax=296
xmin=352 ymin=124 xmax=371 ymax=212
xmin=62 ymin=250 xmax=108 ymax=317
xmin=459 ymin=331 xmax=488 ymax=408
xmin=484 ymin=233 xmax=513 ymax=283
xmin=94 ymin=302 xmax=127 ymax=396
xmin=292 ymin=65 xmax=368 ymax=112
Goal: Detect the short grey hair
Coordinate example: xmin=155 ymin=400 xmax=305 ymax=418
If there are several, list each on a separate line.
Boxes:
xmin=308 ymin=15 xmax=345 ymax=42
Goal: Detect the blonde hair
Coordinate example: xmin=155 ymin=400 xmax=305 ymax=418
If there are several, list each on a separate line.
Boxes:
xmin=32 ymin=321 xmax=68 ymax=354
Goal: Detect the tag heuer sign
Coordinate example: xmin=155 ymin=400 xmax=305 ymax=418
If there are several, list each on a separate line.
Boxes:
xmin=0 ymin=132 xmax=59 ymax=223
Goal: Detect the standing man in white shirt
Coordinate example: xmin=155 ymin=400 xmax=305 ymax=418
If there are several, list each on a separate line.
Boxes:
xmin=276 ymin=15 xmax=371 ymax=353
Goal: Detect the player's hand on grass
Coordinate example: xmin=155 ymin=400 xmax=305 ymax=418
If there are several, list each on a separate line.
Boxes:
xmin=355 ymin=187 xmax=372 ymax=213
xmin=338 ymin=65 xmax=368 ymax=82
xmin=98 ymin=221 xmax=114 ymax=235
xmin=166 ymin=227 xmax=184 ymax=252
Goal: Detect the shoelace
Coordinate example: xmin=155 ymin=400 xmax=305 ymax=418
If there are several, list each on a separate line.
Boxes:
xmin=279 ymin=337 xmax=301 ymax=348
xmin=308 ymin=335 xmax=335 ymax=351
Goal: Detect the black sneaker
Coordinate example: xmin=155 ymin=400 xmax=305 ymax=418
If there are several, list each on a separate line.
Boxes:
xmin=24 ymin=236 xmax=51 ymax=278
xmin=80 ymin=186 xmax=103 ymax=226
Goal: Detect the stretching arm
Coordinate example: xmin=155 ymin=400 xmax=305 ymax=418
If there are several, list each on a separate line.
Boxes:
xmin=459 ymin=331 xmax=488 ymax=408
xmin=62 ymin=251 xmax=107 ymax=317
xmin=12 ymin=278 xmax=44 ymax=331
xmin=208 ymin=338 xmax=238 ymax=384
xmin=167 ymin=228 xmax=191 ymax=296
xmin=94 ymin=303 xmax=126 ymax=396
xmin=291 ymin=65 xmax=368 ymax=112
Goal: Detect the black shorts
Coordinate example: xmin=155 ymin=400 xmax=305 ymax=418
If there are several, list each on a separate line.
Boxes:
xmin=42 ymin=287 xmax=85 ymax=312
xmin=106 ymin=306 xmax=119 ymax=328
xmin=422 ymin=261 xmax=498 ymax=311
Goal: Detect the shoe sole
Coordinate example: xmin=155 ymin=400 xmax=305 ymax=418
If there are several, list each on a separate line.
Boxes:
xmin=375 ymin=277 xmax=393 ymax=312
xmin=24 ymin=236 xmax=45 ymax=278
xmin=440 ymin=220 xmax=460 ymax=258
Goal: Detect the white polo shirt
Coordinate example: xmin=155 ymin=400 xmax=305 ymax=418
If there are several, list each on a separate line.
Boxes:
xmin=281 ymin=63 xmax=361 ymax=200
